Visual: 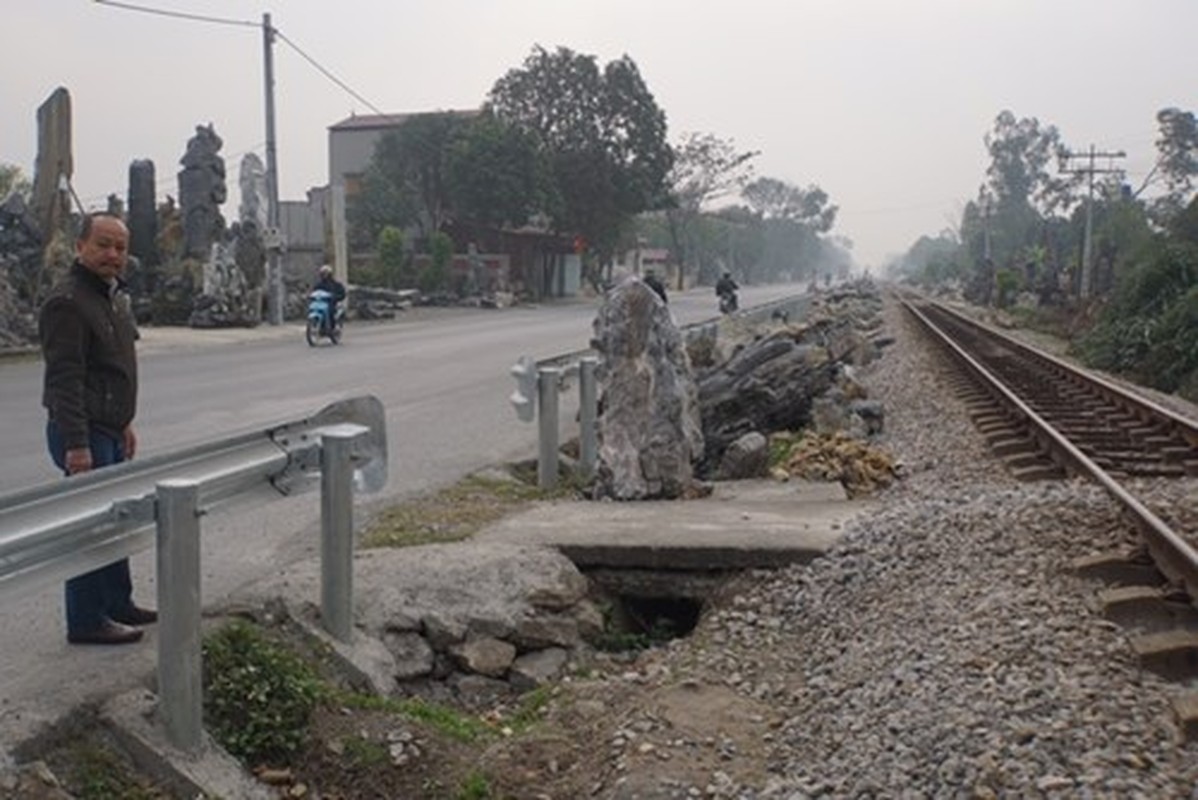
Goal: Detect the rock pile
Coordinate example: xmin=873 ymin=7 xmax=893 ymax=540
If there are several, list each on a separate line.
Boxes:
xmin=770 ymin=429 xmax=898 ymax=497
xmin=691 ymin=280 xmax=893 ymax=488
xmin=234 ymin=543 xmax=604 ymax=708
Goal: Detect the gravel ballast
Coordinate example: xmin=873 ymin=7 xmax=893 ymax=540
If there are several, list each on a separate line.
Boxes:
xmin=603 ymin=297 xmax=1198 ymax=798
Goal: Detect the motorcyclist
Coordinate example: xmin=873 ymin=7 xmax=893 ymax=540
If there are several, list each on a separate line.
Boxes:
xmin=312 ymin=264 xmax=346 ymax=332
xmin=715 ymin=271 xmax=739 ymax=312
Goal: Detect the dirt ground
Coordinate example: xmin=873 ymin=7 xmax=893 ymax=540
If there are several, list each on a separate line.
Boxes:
xmin=284 ymin=644 xmax=782 ymax=800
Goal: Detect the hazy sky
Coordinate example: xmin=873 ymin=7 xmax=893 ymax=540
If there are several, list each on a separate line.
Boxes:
xmin=4 ymin=0 xmax=1195 ymax=267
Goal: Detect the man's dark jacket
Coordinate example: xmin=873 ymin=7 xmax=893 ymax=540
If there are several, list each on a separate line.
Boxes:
xmin=39 ymin=262 xmax=139 ymax=450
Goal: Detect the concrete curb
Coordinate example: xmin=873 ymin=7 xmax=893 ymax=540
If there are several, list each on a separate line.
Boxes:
xmin=101 ymin=689 xmax=272 ymax=800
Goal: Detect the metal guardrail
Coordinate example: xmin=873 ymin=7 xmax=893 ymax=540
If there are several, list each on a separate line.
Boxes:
xmin=508 ymin=290 xmax=811 ymax=488
xmin=0 ymin=395 xmax=388 ymax=752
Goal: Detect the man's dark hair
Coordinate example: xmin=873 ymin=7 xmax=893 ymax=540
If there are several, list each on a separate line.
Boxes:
xmin=78 ymin=212 xmax=126 ymax=242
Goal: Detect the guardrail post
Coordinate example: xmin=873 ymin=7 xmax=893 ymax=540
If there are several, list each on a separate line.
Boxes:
xmin=156 ymin=479 xmax=203 ymax=754
xmin=579 ymin=357 xmax=599 ymax=480
xmin=538 ymin=367 xmax=561 ymax=490
xmin=321 ymin=428 xmax=362 ymax=642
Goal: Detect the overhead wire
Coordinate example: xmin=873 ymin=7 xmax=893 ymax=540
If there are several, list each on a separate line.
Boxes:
xmin=94 ymin=1 xmax=384 ymax=115
xmin=273 ymin=30 xmax=385 ymax=115
xmin=92 ymin=0 xmax=259 ymax=28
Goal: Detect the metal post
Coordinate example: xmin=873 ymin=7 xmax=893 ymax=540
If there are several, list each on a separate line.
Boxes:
xmin=537 ymin=367 xmax=561 ymax=490
xmin=156 ymin=479 xmax=203 ymax=753
xmin=321 ymin=428 xmax=360 ymax=641
xmin=1081 ymin=145 xmax=1095 ymax=299
xmin=263 ymin=12 xmax=283 ymax=325
xmin=578 ymin=357 xmax=599 ymax=479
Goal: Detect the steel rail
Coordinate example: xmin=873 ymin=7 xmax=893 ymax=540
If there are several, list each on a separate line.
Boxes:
xmin=902 ymin=299 xmax=1198 ymax=599
xmin=923 ymin=300 xmax=1198 ymax=449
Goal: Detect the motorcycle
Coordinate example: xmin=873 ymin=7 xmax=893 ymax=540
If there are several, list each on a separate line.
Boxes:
xmin=718 ymin=290 xmax=739 ymax=315
xmin=306 ymin=289 xmax=344 ymax=346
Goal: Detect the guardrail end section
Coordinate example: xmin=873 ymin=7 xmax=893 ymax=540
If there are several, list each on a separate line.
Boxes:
xmin=510 ymin=355 xmax=538 ymax=423
xmin=270 ymin=395 xmax=389 ymax=495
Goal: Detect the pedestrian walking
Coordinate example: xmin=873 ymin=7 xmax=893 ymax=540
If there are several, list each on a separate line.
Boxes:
xmin=39 ymin=212 xmax=157 ymax=645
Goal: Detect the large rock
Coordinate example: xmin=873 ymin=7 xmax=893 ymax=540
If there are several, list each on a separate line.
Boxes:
xmin=31 ymin=87 xmax=71 ymax=252
xmin=591 ymin=277 xmax=704 ymax=499
xmin=177 ymin=123 xmax=227 ymax=261
xmin=695 ymin=331 xmax=837 ymax=476
xmin=230 ymin=542 xmax=595 ymax=692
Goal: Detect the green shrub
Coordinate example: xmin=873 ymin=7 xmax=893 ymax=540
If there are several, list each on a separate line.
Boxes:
xmin=1078 ymin=240 xmax=1198 ymax=390
xmin=377 ymin=225 xmax=413 ymax=288
xmin=419 ymin=231 xmax=454 ymax=293
xmin=202 ymin=620 xmax=327 ymax=767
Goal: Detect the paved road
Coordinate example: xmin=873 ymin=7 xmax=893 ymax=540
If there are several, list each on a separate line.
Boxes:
xmin=0 ymin=282 xmax=805 ymax=748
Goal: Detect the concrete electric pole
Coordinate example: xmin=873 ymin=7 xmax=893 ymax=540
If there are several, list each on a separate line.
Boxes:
xmin=1062 ymin=145 xmax=1126 ymax=299
xmin=262 ymin=12 xmax=284 ymax=325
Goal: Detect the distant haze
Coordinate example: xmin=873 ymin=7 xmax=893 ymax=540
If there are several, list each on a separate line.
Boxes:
xmin=3 ymin=0 xmax=1194 ymax=267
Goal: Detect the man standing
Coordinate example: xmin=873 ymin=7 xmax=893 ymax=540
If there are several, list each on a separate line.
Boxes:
xmin=40 ymin=212 xmax=156 ymax=645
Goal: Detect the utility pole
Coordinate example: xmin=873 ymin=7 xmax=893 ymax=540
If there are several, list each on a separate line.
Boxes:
xmin=262 ymin=12 xmax=284 ymax=325
xmin=981 ymin=197 xmax=991 ymax=262
xmin=1062 ymin=145 xmax=1125 ymax=299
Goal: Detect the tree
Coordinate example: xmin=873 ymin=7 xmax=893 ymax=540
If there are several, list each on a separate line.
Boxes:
xmin=665 ymin=133 xmax=758 ymax=287
xmin=738 ymin=177 xmax=840 ymax=283
xmin=0 ymin=163 xmax=31 ymax=201
xmin=487 ymin=46 xmax=674 ymax=275
xmin=1149 ymin=107 xmax=1198 ymax=220
xmin=447 ymin=113 xmax=550 ymax=229
xmin=742 ymin=177 xmax=837 ymax=231
xmin=983 ymin=110 xmax=1076 ymax=216
xmin=348 ymin=112 xmax=473 ymax=248
xmin=347 ymin=166 xmax=418 ymax=251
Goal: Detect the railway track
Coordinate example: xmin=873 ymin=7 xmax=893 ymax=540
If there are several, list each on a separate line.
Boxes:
xmin=902 ymin=296 xmax=1198 ymax=737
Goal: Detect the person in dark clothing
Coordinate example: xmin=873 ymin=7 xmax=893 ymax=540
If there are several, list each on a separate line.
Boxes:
xmin=643 ymin=269 xmax=668 ymax=304
xmin=39 ymin=212 xmax=156 ymax=645
xmin=715 ymin=271 xmax=739 ymax=300
xmin=715 ymin=271 xmax=739 ymax=313
xmin=312 ymin=264 xmax=347 ymax=331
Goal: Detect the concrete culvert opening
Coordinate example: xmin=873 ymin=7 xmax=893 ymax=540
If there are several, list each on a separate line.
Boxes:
xmin=586 ymin=568 xmax=731 ymax=652
xmin=618 ymin=595 xmax=702 ymax=639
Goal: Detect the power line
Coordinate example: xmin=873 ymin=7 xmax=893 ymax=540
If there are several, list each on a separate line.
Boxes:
xmin=1061 ymin=145 xmax=1126 ymax=300
xmin=92 ymin=0 xmax=259 ymax=28
xmin=95 ymin=1 xmax=383 ymax=114
xmin=274 ymin=30 xmax=384 ymax=115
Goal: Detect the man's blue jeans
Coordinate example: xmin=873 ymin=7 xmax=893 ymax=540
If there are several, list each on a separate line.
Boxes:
xmin=46 ymin=420 xmax=135 ymax=635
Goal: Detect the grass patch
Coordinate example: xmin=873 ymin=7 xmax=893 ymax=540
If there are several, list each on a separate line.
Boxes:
xmin=57 ymin=738 xmax=167 ymax=800
xmin=342 ymin=734 xmax=391 ymax=768
xmin=456 ymin=771 xmax=493 ymax=799
xmin=202 ymin=619 xmax=328 ymax=767
xmin=337 ymin=693 xmax=494 ymax=743
xmin=507 ymin=686 xmax=553 ymax=733
xmin=767 ymin=430 xmax=802 ymax=469
xmin=361 ymin=472 xmax=568 ymax=549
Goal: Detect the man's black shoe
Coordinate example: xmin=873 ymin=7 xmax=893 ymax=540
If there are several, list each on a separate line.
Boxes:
xmin=67 ymin=619 xmax=144 ymax=645
xmin=111 ymin=605 xmax=158 ymax=626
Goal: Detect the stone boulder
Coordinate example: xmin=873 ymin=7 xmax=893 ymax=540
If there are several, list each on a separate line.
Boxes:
xmin=715 ymin=431 xmax=769 ymax=480
xmin=695 ymin=331 xmax=837 ymax=477
xmin=591 ymin=276 xmax=704 ymax=499
xmin=231 ymin=542 xmax=599 ymax=699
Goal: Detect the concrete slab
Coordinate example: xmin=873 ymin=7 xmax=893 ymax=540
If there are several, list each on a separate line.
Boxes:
xmin=101 ymin=690 xmax=272 ymax=799
xmin=477 ymin=479 xmax=868 ymax=570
